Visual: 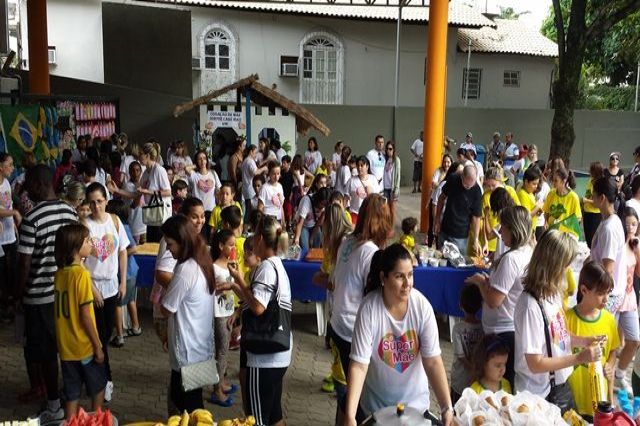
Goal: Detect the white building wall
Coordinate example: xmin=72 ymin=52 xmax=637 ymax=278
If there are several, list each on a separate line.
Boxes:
xmin=190 ymin=8 xmax=555 ymax=109
xmin=21 ymin=0 xmax=104 ymax=83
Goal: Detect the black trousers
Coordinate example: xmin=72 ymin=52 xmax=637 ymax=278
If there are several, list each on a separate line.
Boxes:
xmin=94 ymin=295 xmax=117 ymax=381
xmin=0 ymin=242 xmax=17 ymax=304
xmin=170 ymin=369 xmax=203 ymax=414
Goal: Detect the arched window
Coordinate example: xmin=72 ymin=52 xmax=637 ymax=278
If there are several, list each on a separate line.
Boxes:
xmin=204 ymin=30 xmax=230 ymax=70
xmin=300 ymin=32 xmax=344 ymax=104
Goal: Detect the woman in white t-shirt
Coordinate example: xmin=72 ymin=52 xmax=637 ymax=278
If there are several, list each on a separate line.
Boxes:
xmin=241 ymin=145 xmax=268 ymax=214
xmin=293 ymin=187 xmax=332 ymax=251
xmin=332 ymin=140 xmax=344 ymax=170
xmin=258 ymin=161 xmax=285 ymax=225
xmin=427 ymin=154 xmax=452 ymax=245
xmin=344 ymin=244 xmax=453 ymax=426
xmin=108 ymin=160 xmax=147 ymax=243
xmin=304 ymin=137 xmax=323 ymax=175
xmin=228 ymin=216 xmax=292 ymax=426
xmin=160 ymin=215 xmax=215 ymax=413
xmin=465 ymin=206 xmax=533 ymax=386
xmin=334 ymin=146 xmax=353 ymax=196
xmin=330 ymin=195 xmax=392 ymax=395
xmin=188 ymin=150 xmax=221 ymax=231
xmin=167 ymin=140 xmax=193 ymax=182
xmin=347 ymin=156 xmax=381 ymax=225
xmin=84 ymin=182 xmax=130 ymax=400
xmin=0 ymin=153 xmax=21 ymax=302
xmin=514 ymin=230 xmax=601 ymax=410
xmin=138 ymin=142 xmax=172 ymax=242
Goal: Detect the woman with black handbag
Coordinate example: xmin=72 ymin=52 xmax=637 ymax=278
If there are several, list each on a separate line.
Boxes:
xmin=227 ymin=215 xmax=292 ymax=426
xmin=514 ymin=230 xmax=602 ymax=413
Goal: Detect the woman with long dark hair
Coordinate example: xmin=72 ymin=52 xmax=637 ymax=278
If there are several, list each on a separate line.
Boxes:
xmin=383 ymin=141 xmax=401 ymax=222
xmin=343 ymin=244 xmax=453 ymax=426
xmin=160 ymin=215 xmax=215 ymax=413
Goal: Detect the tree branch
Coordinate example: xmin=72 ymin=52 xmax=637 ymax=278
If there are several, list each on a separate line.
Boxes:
xmin=585 ymin=0 xmax=640 ymax=41
xmin=552 ymin=0 xmax=566 ymax=65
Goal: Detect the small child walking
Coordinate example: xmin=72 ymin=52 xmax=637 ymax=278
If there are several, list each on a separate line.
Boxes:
xmin=53 ymin=224 xmax=105 ymax=419
xmin=209 ymin=229 xmax=239 ymax=407
xmin=106 ymin=199 xmax=142 ymax=348
xmin=470 ymin=334 xmax=512 ymax=394
xmin=450 ymin=284 xmax=484 ymax=403
xmin=566 ymin=261 xmax=619 ymax=421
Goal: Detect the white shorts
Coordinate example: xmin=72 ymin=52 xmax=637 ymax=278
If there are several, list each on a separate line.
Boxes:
xmin=617 ymin=309 xmax=640 ymax=342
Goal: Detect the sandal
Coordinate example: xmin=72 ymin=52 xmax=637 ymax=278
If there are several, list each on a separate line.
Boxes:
xmin=207 ymin=393 xmax=234 ymax=407
xmin=126 ymin=327 xmax=142 ymax=337
xmin=223 ymin=383 xmax=239 ymax=395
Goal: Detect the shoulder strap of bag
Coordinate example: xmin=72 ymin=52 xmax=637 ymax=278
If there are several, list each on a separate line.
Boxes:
xmin=527 ymin=290 xmax=556 ymax=387
xmin=265 ymin=259 xmax=281 ymax=302
xmin=110 ymin=214 xmax=120 ymax=234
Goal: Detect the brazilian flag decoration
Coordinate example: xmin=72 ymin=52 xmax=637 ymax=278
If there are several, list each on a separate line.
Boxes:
xmin=549 ymin=213 xmax=584 ymax=241
xmin=0 ymin=105 xmax=59 ymax=168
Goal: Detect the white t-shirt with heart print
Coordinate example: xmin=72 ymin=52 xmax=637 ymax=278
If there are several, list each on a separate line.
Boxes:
xmin=188 ymin=170 xmax=221 ymax=212
xmin=258 ymin=182 xmax=284 ymax=220
xmin=350 ymin=289 xmax=441 ymax=415
xmin=347 ymin=174 xmax=380 ymax=214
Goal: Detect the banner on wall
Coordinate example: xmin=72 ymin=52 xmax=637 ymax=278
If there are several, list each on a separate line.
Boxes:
xmin=207 ymin=110 xmax=242 ymax=128
xmin=0 ymin=105 xmax=59 ymax=167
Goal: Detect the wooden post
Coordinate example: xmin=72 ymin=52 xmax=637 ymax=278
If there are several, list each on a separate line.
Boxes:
xmin=419 ymin=0 xmax=448 ymax=232
xmin=244 ymin=87 xmax=252 ymax=146
xmin=26 ymin=0 xmax=50 ymax=95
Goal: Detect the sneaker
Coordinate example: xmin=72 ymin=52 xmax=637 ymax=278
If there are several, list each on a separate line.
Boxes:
xmin=126 ymin=327 xmax=142 ymax=337
xmin=615 ymin=375 xmax=633 ymax=396
xmin=110 ymin=335 xmax=125 ymax=348
xmin=37 ymin=407 xmax=64 ymax=425
xmin=104 ymin=381 xmax=114 ymax=403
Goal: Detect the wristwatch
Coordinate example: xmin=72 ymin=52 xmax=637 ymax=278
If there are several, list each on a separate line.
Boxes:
xmin=440 ymin=405 xmax=453 ymax=418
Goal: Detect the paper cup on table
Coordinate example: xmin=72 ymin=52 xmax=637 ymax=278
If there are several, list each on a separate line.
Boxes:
xmin=429 ymin=258 xmax=439 ymax=267
xmin=439 ymin=259 xmax=448 ymax=267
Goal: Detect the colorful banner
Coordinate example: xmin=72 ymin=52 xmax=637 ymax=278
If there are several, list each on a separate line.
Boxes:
xmin=0 ymin=105 xmax=59 ymax=167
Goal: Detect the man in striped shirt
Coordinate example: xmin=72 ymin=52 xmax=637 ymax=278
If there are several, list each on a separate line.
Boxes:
xmin=16 ymin=165 xmax=78 ymax=424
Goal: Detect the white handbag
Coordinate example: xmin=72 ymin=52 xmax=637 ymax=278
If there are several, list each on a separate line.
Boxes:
xmin=180 ymin=357 xmax=219 ymax=392
xmin=142 ymin=191 xmax=171 ymax=226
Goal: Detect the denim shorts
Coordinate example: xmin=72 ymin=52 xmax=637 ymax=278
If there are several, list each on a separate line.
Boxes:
xmin=61 ymin=358 xmax=107 ymax=401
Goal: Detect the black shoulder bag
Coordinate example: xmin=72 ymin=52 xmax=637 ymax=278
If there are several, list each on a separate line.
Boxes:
xmin=530 ymin=293 xmax=576 ymax=414
xmin=241 ymin=260 xmax=292 ymax=354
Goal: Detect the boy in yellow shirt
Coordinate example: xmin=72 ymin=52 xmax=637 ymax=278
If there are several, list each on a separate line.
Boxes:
xmin=208 ymin=182 xmax=243 ymax=233
xmin=517 ymin=166 xmax=544 ymax=230
xmin=566 ymin=261 xmax=620 ymax=421
xmin=53 ymin=224 xmax=106 ymax=420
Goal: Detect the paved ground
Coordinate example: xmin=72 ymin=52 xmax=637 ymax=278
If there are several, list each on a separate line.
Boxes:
xmin=0 ymin=188 xmax=455 ymax=425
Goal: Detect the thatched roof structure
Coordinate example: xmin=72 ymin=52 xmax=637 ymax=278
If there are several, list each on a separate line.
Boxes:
xmin=173 ymin=74 xmax=330 ymax=136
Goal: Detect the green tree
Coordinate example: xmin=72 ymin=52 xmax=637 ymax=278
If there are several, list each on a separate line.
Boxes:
xmin=499 ymin=7 xmax=531 ymax=20
xmin=541 ymin=0 xmax=640 ymax=164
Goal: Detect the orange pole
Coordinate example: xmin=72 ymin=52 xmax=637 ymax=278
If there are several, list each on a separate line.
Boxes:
xmin=27 ymin=0 xmax=50 ymax=95
xmin=419 ymin=0 xmax=448 ymax=233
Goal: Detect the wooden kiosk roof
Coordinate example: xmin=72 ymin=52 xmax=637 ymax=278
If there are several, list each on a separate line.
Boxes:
xmin=173 ymin=74 xmax=331 ymax=136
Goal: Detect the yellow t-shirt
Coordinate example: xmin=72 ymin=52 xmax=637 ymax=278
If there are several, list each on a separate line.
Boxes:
xmin=563 ymin=268 xmax=577 ymax=310
xmin=543 ymin=189 xmax=582 ymax=238
xmin=54 ymin=264 xmax=97 ymax=361
xmin=583 ymin=179 xmax=600 ymax=214
xmin=517 ymin=188 xmax=538 ymax=229
xmin=208 ymin=202 xmax=243 ymax=232
xmin=482 ymin=185 xmax=520 ymax=251
xmin=316 ymin=166 xmax=329 ymax=176
xmin=399 ymin=234 xmax=415 ymax=253
xmin=470 ymin=378 xmax=512 ymax=395
xmin=565 ymin=306 xmax=620 ymax=417
xmin=345 ymin=210 xmax=353 ymax=225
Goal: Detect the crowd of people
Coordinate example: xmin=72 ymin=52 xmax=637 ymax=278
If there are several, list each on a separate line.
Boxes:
xmin=1 ymin=128 xmax=640 ymax=426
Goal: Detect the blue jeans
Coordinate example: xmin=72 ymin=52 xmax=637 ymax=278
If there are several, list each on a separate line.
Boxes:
xmin=300 ymin=226 xmax=322 ymax=252
xmin=438 ymin=231 xmax=468 ymax=255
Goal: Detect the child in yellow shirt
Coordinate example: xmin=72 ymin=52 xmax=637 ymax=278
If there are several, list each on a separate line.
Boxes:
xmin=208 ymin=182 xmax=243 ymax=233
xmin=399 ymin=217 xmax=418 ymax=265
xmin=470 ymin=334 xmax=512 ymax=395
xmin=566 ymin=261 xmax=619 ymax=420
xmin=53 ymin=224 xmax=105 ymax=419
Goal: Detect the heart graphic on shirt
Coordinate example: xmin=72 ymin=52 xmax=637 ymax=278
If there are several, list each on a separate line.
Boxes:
xmin=272 ymin=194 xmax=283 ymax=207
xmin=197 ymin=179 xmax=214 ymax=193
xmin=355 ymin=186 xmax=367 ymax=198
xmin=377 ymin=330 xmax=419 ymax=373
xmin=90 ymin=234 xmax=117 ymax=262
xmin=0 ymin=192 xmax=11 ymax=209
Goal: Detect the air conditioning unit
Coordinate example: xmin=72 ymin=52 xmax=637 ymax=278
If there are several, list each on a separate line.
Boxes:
xmin=192 ymin=56 xmax=201 ymax=70
xmin=280 ymin=62 xmax=298 ymax=77
xmin=47 ymin=46 xmax=56 ymax=64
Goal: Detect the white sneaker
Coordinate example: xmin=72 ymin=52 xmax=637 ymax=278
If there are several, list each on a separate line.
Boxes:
xmin=615 ymin=375 xmax=633 ymax=396
xmin=104 ymin=380 xmax=114 ymax=402
xmin=38 ymin=407 xmax=64 ymax=425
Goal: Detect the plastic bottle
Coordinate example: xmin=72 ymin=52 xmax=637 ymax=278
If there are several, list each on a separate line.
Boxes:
xmin=634 ymin=397 xmax=640 ymax=418
xmin=591 ymin=361 xmax=609 ymax=412
xmin=594 ymin=401 xmax=635 ymax=425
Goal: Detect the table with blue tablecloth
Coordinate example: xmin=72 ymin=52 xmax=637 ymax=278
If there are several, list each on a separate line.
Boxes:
xmin=134 ymin=253 xmax=482 ymax=335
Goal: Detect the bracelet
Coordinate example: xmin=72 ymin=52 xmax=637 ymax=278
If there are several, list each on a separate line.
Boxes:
xmin=440 ymin=405 xmax=453 ymax=417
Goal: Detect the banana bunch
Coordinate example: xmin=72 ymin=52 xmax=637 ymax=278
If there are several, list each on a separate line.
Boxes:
xmin=166 ymin=410 xmax=214 ymax=426
xmin=217 ymin=416 xmax=256 ymax=426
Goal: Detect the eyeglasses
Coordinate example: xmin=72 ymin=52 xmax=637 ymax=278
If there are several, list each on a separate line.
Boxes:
xmin=611 ymin=157 xmax=620 ymax=161
xmin=386 ymin=147 xmax=394 ymax=151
